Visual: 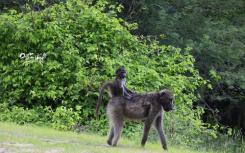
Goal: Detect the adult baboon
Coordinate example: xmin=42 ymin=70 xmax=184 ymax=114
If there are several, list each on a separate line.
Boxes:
xmin=104 ymin=89 xmax=174 ymax=150
xmin=96 ymin=66 xmax=134 ymax=118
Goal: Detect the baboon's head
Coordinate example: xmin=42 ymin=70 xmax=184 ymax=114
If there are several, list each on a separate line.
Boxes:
xmin=115 ymin=66 xmax=126 ymax=79
xmin=158 ymin=89 xmax=174 ymax=112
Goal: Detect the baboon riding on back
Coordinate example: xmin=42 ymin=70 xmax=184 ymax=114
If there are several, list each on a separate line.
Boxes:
xmin=96 ymin=66 xmax=135 ymax=117
xmin=96 ymin=67 xmax=175 ymax=151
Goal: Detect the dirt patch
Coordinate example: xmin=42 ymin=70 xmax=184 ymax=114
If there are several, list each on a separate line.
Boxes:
xmin=2 ymin=142 xmax=33 ymax=147
xmin=44 ymin=149 xmax=63 ymax=153
xmin=1 ymin=142 xmax=35 ymax=153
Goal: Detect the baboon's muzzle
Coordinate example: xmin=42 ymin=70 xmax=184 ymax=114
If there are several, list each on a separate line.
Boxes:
xmin=163 ymin=103 xmax=175 ymax=112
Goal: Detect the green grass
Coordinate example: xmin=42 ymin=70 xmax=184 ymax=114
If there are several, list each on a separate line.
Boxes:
xmin=0 ymin=122 xmax=213 ymax=153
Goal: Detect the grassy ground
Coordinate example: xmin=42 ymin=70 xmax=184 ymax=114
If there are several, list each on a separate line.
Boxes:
xmin=0 ymin=122 xmax=213 ymax=153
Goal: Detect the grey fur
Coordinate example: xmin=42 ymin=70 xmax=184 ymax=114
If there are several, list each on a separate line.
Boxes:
xmin=96 ymin=67 xmax=134 ymax=118
xmin=105 ymin=89 xmax=174 ymax=150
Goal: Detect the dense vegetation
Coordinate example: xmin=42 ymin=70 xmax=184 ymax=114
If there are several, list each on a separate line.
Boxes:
xmin=0 ymin=0 xmax=205 ymax=137
xmin=112 ymin=0 xmax=245 ymax=133
xmin=0 ymin=0 xmax=244 ymax=152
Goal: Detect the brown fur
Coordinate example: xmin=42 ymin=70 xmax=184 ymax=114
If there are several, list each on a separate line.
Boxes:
xmin=105 ymin=89 xmax=174 ymax=150
xmin=96 ymin=67 xmax=134 ymax=118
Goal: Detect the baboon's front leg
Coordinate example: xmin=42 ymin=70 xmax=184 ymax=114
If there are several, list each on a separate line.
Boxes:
xmin=154 ymin=115 xmax=168 ymax=150
xmin=107 ymin=127 xmax=114 ymax=145
xmin=141 ymin=114 xmax=156 ymax=146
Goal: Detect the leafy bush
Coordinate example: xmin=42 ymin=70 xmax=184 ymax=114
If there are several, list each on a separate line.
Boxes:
xmin=0 ymin=103 xmax=12 ymax=121
xmin=0 ymin=102 xmax=53 ymax=125
xmin=0 ymin=0 xmax=212 ymax=144
xmin=114 ymin=0 xmax=245 ymax=133
xmin=52 ymin=106 xmax=80 ymax=130
xmin=0 ymin=102 xmax=80 ymax=130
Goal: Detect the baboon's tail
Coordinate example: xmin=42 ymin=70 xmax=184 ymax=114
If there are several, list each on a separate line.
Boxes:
xmin=96 ymin=82 xmax=109 ymax=119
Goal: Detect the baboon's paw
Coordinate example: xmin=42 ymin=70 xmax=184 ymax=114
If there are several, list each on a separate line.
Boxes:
xmin=107 ymin=140 xmax=112 ymax=146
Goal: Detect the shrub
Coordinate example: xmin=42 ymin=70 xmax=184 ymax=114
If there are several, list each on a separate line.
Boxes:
xmin=0 ymin=103 xmax=53 ymax=125
xmin=52 ymin=106 xmax=80 ymax=130
xmin=0 ymin=0 xmax=212 ymax=144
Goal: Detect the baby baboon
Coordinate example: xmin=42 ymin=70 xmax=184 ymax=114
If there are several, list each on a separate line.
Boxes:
xmin=105 ymin=89 xmax=174 ymax=150
xmin=96 ymin=66 xmax=134 ymax=118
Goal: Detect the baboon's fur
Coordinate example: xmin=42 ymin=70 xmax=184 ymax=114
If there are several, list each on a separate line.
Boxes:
xmin=105 ymin=89 xmax=174 ymax=150
xmin=96 ymin=67 xmax=134 ymax=118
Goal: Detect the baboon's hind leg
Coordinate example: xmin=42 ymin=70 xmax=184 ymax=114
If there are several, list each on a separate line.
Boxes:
xmin=107 ymin=127 xmax=114 ymax=145
xmin=111 ymin=114 xmax=123 ymax=146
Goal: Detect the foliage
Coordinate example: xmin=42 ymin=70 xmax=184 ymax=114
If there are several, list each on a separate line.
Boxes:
xmin=113 ymin=0 xmax=245 ymax=131
xmin=0 ymin=0 xmax=212 ymax=145
xmin=52 ymin=106 xmax=80 ymax=130
xmin=0 ymin=103 xmax=49 ymax=124
xmin=0 ymin=0 xmax=65 ymax=12
xmin=0 ymin=102 xmax=80 ymax=130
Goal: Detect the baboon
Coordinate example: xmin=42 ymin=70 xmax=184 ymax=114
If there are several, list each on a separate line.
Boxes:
xmin=104 ymin=89 xmax=174 ymax=150
xmin=96 ymin=66 xmax=134 ymax=118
